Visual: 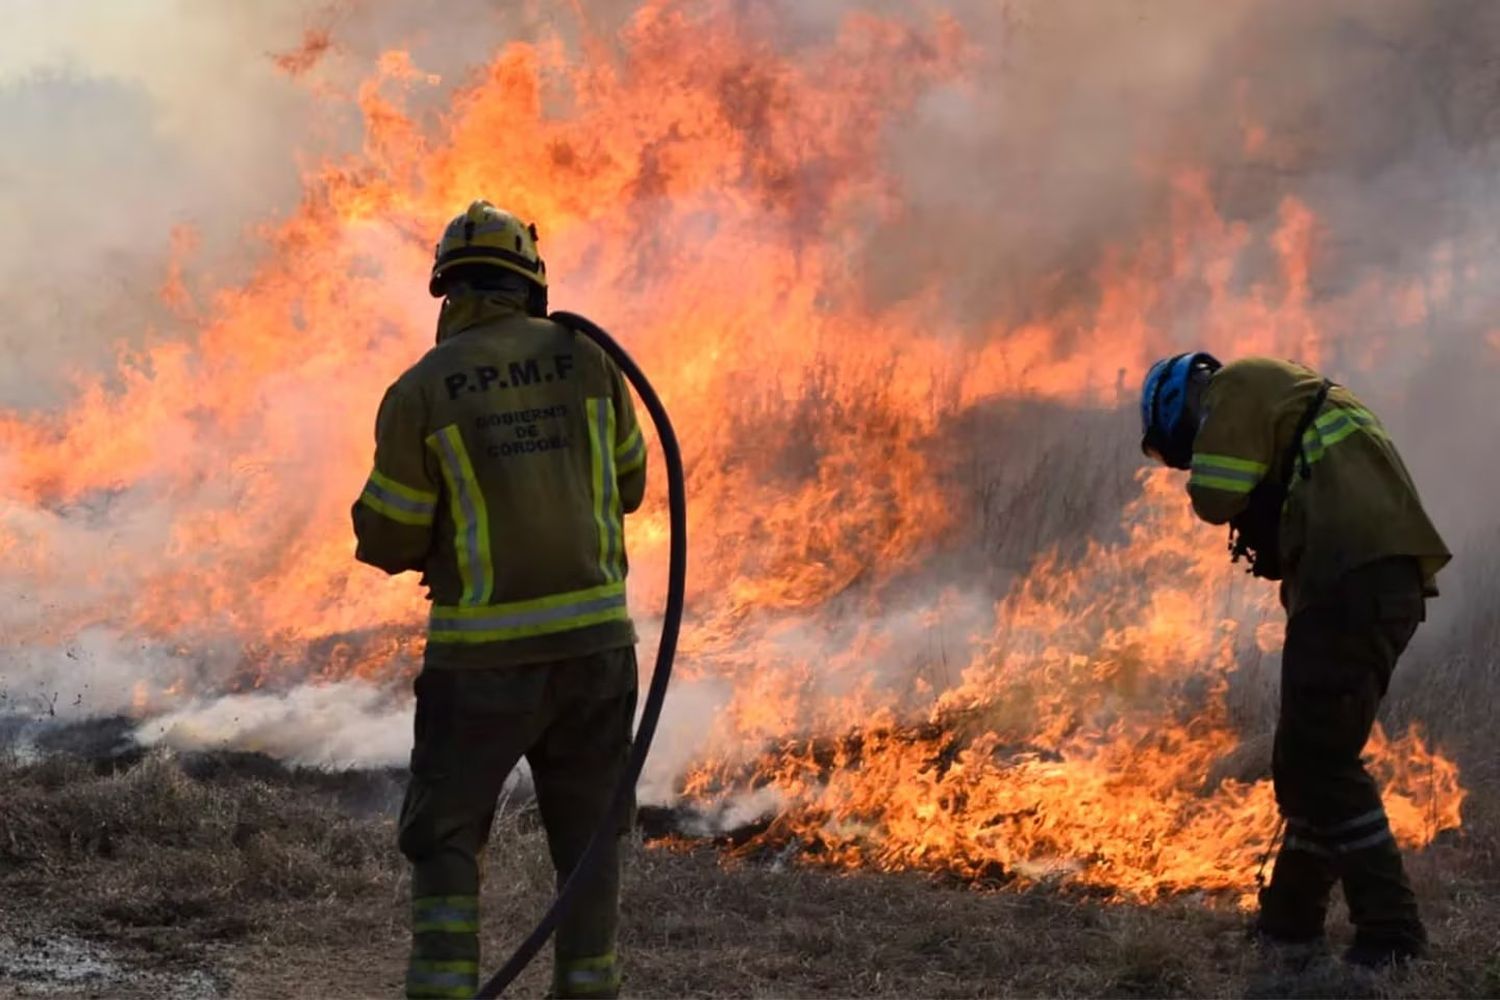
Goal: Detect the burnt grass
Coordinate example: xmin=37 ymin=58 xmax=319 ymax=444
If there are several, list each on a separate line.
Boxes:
xmin=0 ymin=747 xmax=1496 ymax=999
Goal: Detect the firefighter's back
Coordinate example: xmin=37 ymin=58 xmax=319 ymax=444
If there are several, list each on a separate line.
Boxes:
xmin=401 ymin=305 xmax=645 ymax=668
xmin=1198 ymin=357 xmax=1450 ymax=609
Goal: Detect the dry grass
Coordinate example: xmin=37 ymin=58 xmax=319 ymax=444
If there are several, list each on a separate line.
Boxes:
xmin=0 ymin=745 xmax=1496 ymax=999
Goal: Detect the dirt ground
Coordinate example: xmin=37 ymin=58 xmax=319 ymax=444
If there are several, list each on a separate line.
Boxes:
xmin=0 ymin=746 xmax=1496 ymax=1000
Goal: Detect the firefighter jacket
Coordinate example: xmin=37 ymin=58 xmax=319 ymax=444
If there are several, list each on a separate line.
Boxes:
xmin=1187 ymin=357 xmax=1450 ymax=614
xmin=353 ymin=292 xmax=647 ymax=667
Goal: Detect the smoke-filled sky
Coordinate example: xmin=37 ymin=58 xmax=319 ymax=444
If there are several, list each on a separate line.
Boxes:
xmin=1 ymin=0 xmax=1497 ymax=771
xmin=5 ymin=0 xmax=1496 ymax=393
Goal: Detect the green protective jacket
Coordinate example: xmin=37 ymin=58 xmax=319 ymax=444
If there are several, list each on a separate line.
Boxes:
xmin=1187 ymin=357 xmax=1450 ymax=614
xmin=352 ymin=292 xmax=647 ymax=667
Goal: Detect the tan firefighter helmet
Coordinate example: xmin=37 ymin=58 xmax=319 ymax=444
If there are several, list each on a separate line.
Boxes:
xmin=428 ymin=200 xmax=547 ymax=298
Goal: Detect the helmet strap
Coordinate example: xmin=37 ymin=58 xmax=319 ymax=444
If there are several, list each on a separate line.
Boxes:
xmin=527 ymin=282 xmax=549 ymax=318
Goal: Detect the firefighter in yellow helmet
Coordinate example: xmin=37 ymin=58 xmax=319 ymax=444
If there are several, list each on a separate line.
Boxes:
xmin=1141 ymin=354 xmax=1450 ymax=969
xmin=352 ymin=201 xmax=647 ymax=999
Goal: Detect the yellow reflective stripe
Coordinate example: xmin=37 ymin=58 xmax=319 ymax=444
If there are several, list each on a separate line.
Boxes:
xmin=412 ymin=895 xmax=478 ymax=934
xmin=587 ymin=398 xmax=624 ymax=582
xmin=370 ymin=468 xmax=437 ymax=505
xmin=556 ymin=951 xmax=621 ymax=996
xmin=429 ymin=582 xmax=629 ymax=644
xmin=1189 ymin=453 xmax=1264 ymax=494
xmin=433 ymin=582 xmax=626 ymax=618
xmin=1302 ymin=405 xmax=1382 ymax=466
xmin=615 ymin=424 xmax=646 ymax=475
xmin=359 ymin=490 xmax=435 ymax=526
xmin=359 ymin=469 xmax=438 ymax=526
xmin=1189 ymin=473 xmax=1257 ymax=494
xmin=1192 ymin=453 xmax=1268 ymax=475
xmin=560 ymin=952 xmax=618 ymax=972
xmin=588 ymin=399 xmax=606 ymax=579
xmin=426 ymin=425 xmax=494 ymax=605
xmin=406 ymin=959 xmax=478 ymax=999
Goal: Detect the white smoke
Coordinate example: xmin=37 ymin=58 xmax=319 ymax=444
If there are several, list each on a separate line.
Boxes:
xmin=136 ymin=681 xmax=412 ymax=768
xmin=0 ymin=0 xmax=1495 ymax=781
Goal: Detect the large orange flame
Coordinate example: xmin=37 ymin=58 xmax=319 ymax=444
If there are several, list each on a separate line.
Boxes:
xmin=0 ymin=1 xmax=1463 ymax=899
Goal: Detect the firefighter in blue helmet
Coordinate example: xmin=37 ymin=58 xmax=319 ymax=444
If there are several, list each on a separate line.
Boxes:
xmin=1141 ymin=353 xmax=1450 ymax=968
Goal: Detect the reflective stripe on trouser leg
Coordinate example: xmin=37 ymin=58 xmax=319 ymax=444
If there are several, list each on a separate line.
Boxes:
xmin=407 ymin=959 xmax=479 ymax=999
xmin=1282 ymin=834 xmax=1332 ymax=858
xmin=531 ymin=688 xmax=633 ymax=998
xmin=1321 ymin=808 xmax=1396 ymax=854
xmin=408 ymin=895 xmax=480 ymax=1000
xmin=413 ymin=894 xmax=479 ymax=934
xmin=1320 ymin=803 xmax=1422 ymax=945
xmin=555 ymin=952 xmax=622 ymax=999
xmin=1258 ymin=816 xmax=1337 ymax=940
xmin=1282 ymin=817 xmax=1333 ymax=858
xmin=1336 ymin=834 xmax=1425 ymax=949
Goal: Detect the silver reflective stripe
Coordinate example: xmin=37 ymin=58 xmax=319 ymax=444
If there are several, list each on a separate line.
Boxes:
xmin=1284 ymin=835 xmax=1332 ymax=858
xmin=1321 ymin=808 xmax=1387 ymax=836
xmin=596 ymin=400 xmax=622 ymax=581
xmin=434 ymin=428 xmax=485 ymax=604
xmin=411 ymin=971 xmax=474 ymax=987
xmin=417 ymin=905 xmax=472 ymax=923
xmin=1191 ymin=462 xmax=1260 ymax=484
xmin=434 ymin=592 xmax=627 ymax=633
xmin=1336 ymin=827 xmax=1395 ymax=854
xmin=364 ymin=478 xmax=434 ymax=517
xmin=413 ymin=902 xmax=478 ymax=932
xmin=564 ymin=968 xmax=619 ymax=988
xmin=617 ymin=429 xmax=645 ymax=471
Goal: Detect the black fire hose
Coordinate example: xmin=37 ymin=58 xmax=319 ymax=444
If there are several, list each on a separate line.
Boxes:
xmin=473 ymin=311 xmax=686 ymax=999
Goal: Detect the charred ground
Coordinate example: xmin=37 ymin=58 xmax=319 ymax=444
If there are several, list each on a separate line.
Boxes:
xmin=0 ymin=724 xmax=1495 ymax=1000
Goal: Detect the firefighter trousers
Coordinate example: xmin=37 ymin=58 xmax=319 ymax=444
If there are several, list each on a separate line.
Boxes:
xmin=1259 ymin=557 xmax=1427 ymax=953
xmin=398 ymin=647 xmax=638 ymax=999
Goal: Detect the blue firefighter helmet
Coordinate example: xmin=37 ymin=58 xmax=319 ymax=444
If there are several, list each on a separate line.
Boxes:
xmin=1140 ymin=351 xmax=1221 ymax=470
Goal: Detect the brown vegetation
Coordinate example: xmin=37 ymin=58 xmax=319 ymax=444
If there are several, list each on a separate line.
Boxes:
xmin=0 ymin=744 xmax=1495 ymax=998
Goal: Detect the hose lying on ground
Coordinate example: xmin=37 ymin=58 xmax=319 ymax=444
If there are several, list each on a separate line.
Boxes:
xmin=473 ymin=311 xmax=688 ymax=999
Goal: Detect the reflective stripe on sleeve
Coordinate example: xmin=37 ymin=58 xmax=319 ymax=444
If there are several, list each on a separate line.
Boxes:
xmin=429 ymin=582 xmax=629 ymax=644
xmin=359 ymin=469 xmax=438 ymax=526
xmin=1189 ymin=453 xmax=1268 ymax=494
xmin=427 ymin=425 xmax=494 ymax=605
xmin=615 ymin=424 xmax=646 ymax=475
